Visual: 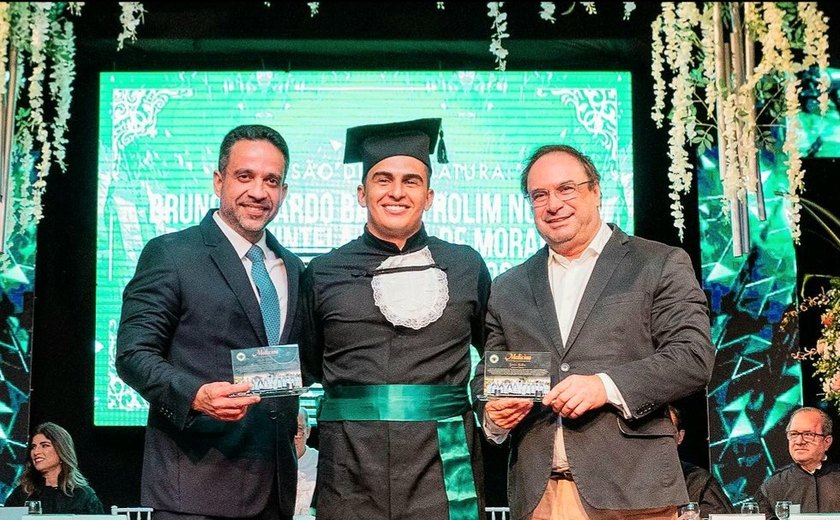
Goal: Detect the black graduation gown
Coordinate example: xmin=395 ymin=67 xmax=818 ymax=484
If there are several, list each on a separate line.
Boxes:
xmin=300 ymin=226 xmax=491 ymax=520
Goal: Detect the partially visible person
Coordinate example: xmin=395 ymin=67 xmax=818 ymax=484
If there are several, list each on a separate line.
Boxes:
xmin=295 ymin=407 xmax=318 ymax=519
xmin=755 ymin=406 xmax=840 ymax=518
xmin=667 ymin=405 xmax=734 ymax=517
xmin=4 ymin=422 xmax=104 ymax=513
xmin=117 ymin=124 xmax=304 ymax=520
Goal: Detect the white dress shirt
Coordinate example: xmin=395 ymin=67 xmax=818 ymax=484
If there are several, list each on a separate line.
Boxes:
xmin=213 ymin=211 xmax=289 ymax=339
xmin=485 ymin=221 xmax=631 ymax=471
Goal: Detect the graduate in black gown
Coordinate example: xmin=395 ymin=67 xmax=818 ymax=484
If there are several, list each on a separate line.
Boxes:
xmin=300 ymin=118 xmax=490 ymax=520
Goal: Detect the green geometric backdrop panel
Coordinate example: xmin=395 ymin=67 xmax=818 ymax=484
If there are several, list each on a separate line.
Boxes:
xmin=0 ymin=200 xmax=38 ymax=500
xmin=699 ymin=150 xmax=803 ymax=505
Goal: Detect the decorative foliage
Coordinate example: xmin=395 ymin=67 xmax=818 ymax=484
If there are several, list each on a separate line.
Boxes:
xmin=308 ymin=2 xmax=319 ymax=17
xmin=651 ymin=2 xmax=831 ymax=242
xmin=487 ymin=2 xmax=509 ymax=72
xmin=539 ymin=2 xmax=556 ymax=23
xmin=786 ymin=277 xmax=840 ymax=407
xmin=116 ymin=2 xmax=145 ymax=51
xmin=0 ymin=3 xmax=143 ymax=256
xmin=623 ymin=2 xmax=636 ymax=21
xmin=489 ymin=2 xmax=635 ymax=71
xmin=782 ymin=197 xmax=840 ymax=408
xmin=437 ymin=2 xmax=445 ymax=11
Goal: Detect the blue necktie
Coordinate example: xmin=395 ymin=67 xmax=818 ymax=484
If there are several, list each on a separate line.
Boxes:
xmin=246 ymin=245 xmax=281 ymax=345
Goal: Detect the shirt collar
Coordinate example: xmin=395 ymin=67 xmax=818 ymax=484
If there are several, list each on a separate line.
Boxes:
xmin=213 ymin=210 xmax=269 ymax=259
xmin=547 ymin=221 xmax=613 ymax=266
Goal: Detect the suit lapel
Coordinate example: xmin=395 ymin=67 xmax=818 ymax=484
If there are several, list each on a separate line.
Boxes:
xmin=526 ymin=247 xmax=565 ymax=357
xmin=200 ymin=212 xmax=267 ymax=345
xmin=267 ymin=232 xmax=299 ymax=344
xmin=561 ymin=226 xmax=629 ymax=357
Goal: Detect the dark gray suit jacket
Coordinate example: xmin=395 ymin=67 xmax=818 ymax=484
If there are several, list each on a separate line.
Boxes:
xmin=116 ymin=210 xmax=304 ymax=518
xmin=473 ymin=225 xmax=715 ymax=519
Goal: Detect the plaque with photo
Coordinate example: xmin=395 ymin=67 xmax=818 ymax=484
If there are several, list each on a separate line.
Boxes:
xmin=481 ymin=351 xmax=551 ymax=401
xmin=230 ymin=344 xmax=304 ymax=397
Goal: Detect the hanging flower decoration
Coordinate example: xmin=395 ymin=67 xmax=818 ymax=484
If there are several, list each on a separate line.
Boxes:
xmin=0 ymin=2 xmax=144 ymax=249
xmin=651 ymin=2 xmax=830 ymax=243
xmin=623 ymin=2 xmax=636 ymax=21
xmin=116 ymin=2 xmax=145 ymax=51
xmin=489 ymin=2 xmax=635 ymax=72
xmin=540 ymin=2 xmax=557 ymax=23
xmin=308 ymin=2 xmax=320 ymax=17
xmin=487 ymin=2 xmax=509 ymax=72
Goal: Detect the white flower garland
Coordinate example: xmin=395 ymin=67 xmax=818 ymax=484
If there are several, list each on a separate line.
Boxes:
xmin=308 ymin=2 xmax=320 ymax=17
xmin=0 ymin=2 xmax=143 ymax=239
xmin=539 ymin=2 xmax=556 ymax=24
xmin=116 ymin=2 xmax=145 ymax=51
xmin=623 ymin=2 xmax=635 ymax=21
xmin=652 ymin=2 xmax=830 ymax=243
xmin=487 ymin=2 xmax=509 ymax=72
xmin=489 ymin=2 xmax=634 ymax=72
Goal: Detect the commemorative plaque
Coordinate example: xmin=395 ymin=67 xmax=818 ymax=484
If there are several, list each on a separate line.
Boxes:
xmin=481 ymin=351 xmax=551 ymax=401
xmin=230 ymin=344 xmax=304 ymax=397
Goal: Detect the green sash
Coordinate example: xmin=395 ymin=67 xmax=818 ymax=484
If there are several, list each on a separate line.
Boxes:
xmin=318 ymin=384 xmax=479 ymax=520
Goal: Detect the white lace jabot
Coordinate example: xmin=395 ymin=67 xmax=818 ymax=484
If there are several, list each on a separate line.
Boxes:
xmin=371 ymin=246 xmax=449 ymax=330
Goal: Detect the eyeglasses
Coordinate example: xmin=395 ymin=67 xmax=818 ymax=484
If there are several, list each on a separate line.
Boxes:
xmin=785 ymin=430 xmax=828 ymax=442
xmin=526 ymin=180 xmax=594 ymax=208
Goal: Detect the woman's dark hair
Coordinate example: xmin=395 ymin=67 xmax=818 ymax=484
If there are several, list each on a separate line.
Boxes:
xmin=17 ymin=422 xmax=89 ymax=496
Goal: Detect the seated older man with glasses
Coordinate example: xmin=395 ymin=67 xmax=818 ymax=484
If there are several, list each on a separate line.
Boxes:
xmin=754 ymin=406 xmax=840 ymax=517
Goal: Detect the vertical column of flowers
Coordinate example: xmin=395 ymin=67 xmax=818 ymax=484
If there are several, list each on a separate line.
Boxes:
xmin=651 ymin=2 xmax=831 ymax=248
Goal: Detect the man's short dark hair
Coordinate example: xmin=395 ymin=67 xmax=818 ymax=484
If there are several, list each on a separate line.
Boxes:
xmin=519 ymin=144 xmax=601 ymax=196
xmin=668 ymin=404 xmax=683 ymax=431
xmin=218 ymin=124 xmax=290 ymax=178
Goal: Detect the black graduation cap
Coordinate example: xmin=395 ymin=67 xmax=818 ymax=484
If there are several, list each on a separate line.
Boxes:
xmin=343 ymin=118 xmax=448 ymax=181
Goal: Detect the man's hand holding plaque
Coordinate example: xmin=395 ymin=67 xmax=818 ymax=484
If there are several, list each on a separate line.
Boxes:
xmin=230 ymin=344 xmax=305 ymax=397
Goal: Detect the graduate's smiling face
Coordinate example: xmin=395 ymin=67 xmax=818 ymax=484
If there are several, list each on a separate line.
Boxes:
xmin=357 ymin=155 xmax=434 ymax=250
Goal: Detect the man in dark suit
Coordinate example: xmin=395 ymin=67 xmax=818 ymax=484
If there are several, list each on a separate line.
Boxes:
xmin=117 ymin=124 xmax=304 ymax=520
xmin=472 ymin=145 xmax=715 ymax=520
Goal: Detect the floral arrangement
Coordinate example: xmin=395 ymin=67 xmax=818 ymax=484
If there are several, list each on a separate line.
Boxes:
xmin=487 ymin=2 xmax=636 ymax=71
xmin=0 ymin=2 xmax=143 ymax=261
xmin=782 ymin=197 xmax=840 ymax=407
xmin=785 ymin=276 xmax=840 ymax=407
xmin=651 ymin=2 xmax=830 ymax=243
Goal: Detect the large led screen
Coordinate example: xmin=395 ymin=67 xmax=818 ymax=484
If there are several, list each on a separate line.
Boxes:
xmin=96 ymin=70 xmax=634 ymax=425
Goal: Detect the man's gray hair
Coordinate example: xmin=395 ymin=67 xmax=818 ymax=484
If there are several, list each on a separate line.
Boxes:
xmin=786 ymin=406 xmax=833 ymax=436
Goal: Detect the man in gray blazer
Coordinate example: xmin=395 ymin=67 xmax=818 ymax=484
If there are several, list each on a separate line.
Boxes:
xmin=117 ymin=125 xmax=304 ymax=520
xmin=472 ymin=145 xmax=715 ymax=520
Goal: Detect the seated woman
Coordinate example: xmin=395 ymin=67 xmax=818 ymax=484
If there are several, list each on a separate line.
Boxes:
xmin=4 ymin=422 xmax=104 ymax=513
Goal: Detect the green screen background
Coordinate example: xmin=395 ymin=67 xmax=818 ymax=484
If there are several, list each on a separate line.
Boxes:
xmin=95 ymin=70 xmax=634 ymax=425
